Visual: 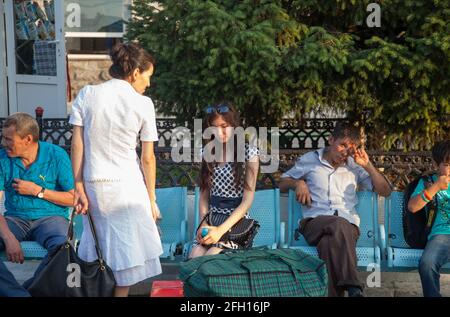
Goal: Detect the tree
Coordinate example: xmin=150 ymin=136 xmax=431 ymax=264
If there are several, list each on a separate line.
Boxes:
xmin=127 ymin=0 xmax=449 ymax=150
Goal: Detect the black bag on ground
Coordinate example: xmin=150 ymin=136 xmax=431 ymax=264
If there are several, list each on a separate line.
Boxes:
xmin=27 ymin=212 xmax=116 ymax=297
xmin=402 ymin=174 xmax=438 ymax=249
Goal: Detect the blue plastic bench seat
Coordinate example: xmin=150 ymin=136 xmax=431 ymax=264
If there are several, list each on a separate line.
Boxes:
xmin=249 ymin=188 xmax=282 ymax=250
xmin=156 ymin=187 xmax=188 ymax=260
xmin=385 ymin=191 xmax=450 ymax=269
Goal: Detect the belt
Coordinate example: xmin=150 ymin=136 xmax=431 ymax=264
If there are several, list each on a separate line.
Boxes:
xmin=210 ymin=195 xmax=243 ymax=209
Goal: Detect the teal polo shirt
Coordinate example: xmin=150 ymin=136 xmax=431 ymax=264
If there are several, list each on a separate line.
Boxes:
xmin=0 ymin=141 xmax=74 ymax=220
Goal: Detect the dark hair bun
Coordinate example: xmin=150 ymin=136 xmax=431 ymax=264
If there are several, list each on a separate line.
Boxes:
xmin=109 ymin=42 xmax=155 ymax=79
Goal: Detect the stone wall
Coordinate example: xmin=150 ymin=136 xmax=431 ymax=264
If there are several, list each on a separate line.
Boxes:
xmin=67 ymin=57 xmax=112 ymax=112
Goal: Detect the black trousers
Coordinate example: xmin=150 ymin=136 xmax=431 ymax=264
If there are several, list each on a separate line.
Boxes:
xmin=299 ymin=215 xmax=362 ymax=297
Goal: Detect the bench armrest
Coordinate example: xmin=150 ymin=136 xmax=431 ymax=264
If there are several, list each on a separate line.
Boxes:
xmin=378 ymin=224 xmax=386 ymax=260
xmin=279 ymin=221 xmax=286 ymax=247
xmin=180 ymin=220 xmax=187 ymax=243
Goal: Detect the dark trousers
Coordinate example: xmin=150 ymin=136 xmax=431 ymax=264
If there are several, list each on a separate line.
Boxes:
xmin=0 ymin=216 xmax=68 ymax=296
xmin=0 ymin=260 xmax=30 ymax=297
xmin=300 ymin=215 xmax=361 ymax=297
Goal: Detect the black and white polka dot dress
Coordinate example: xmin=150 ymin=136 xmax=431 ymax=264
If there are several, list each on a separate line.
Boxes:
xmin=196 ymin=144 xmax=259 ymax=249
xmin=209 ymin=145 xmax=259 ymax=216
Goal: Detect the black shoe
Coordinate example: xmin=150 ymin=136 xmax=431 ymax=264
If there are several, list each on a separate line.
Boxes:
xmin=347 ymin=287 xmax=364 ymax=297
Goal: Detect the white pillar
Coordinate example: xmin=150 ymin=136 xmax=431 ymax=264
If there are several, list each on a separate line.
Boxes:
xmin=0 ymin=0 xmax=8 ymax=116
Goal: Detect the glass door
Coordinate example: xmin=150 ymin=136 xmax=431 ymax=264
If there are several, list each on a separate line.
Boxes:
xmin=5 ymin=0 xmax=67 ymax=117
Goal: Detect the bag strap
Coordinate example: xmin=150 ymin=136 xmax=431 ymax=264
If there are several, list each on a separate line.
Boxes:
xmin=424 ymin=175 xmax=438 ymax=230
xmin=194 ymin=213 xmax=210 ymax=237
xmin=66 ymin=210 xmax=76 ymax=242
xmin=67 ymin=210 xmax=106 ymax=268
xmin=86 ymin=212 xmax=107 ymax=267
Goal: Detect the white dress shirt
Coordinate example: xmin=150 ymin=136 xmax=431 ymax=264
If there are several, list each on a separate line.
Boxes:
xmin=281 ymin=148 xmax=373 ymax=226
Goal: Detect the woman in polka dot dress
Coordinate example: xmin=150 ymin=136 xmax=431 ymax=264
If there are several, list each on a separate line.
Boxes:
xmin=189 ymin=102 xmax=260 ymax=258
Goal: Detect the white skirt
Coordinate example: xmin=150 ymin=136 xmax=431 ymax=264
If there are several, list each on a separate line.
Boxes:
xmin=78 ymin=178 xmax=163 ymax=286
xmin=114 ymin=258 xmax=162 ymax=286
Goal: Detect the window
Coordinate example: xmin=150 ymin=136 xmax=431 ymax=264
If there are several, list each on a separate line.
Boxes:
xmin=64 ymin=0 xmax=131 ymax=55
xmin=66 ymin=37 xmax=122 ymax=55
xmin=13 ymin=0 xmax=58 ymax=75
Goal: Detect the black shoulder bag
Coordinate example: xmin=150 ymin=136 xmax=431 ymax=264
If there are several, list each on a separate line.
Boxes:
xmin=27 ymin=211 xmax=116 ymax=297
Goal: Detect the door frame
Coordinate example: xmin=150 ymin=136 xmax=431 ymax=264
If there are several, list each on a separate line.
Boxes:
xmin=5 ymin=0 xmax=66 ymax=116
xmin=0 ymin=0 xmax=7 ymax=116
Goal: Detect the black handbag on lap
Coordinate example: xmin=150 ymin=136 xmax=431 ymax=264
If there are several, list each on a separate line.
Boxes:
xmin=198 ymin=195 xmax=260 ymax=248
xmin=27 ymin=212 xmax=116 ymax=297
xmin=206 ymin=212 xmax=259 ymax=248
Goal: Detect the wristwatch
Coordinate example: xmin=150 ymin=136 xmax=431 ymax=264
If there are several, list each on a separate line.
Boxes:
xmin=37 ymin=187 xmax=45 ymax=199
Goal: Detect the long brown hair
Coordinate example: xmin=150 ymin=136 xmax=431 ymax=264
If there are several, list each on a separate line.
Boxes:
xmin=199 ymin=102 xmax=253 ymax=192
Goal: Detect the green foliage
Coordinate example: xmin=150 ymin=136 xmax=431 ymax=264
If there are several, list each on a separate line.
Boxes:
xmin=127 ymin=0 xmax=449 ymax=150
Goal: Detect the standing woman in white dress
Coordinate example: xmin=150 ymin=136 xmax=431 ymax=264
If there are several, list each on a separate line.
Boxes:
xmin=70 ymin=42 xmax=163 ymax=297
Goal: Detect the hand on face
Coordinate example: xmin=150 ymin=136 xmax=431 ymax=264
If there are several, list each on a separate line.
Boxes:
xmin=352 ymin=146 xmax=370 ymax=168
xmin=328 ymin=137 xmax=367 ymax=167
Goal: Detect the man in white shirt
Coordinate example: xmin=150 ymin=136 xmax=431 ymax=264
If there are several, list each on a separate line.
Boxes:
xmin=279 ymin=122 xmax=391 ymax=297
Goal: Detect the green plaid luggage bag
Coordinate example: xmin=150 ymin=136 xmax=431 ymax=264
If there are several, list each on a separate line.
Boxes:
xmin=180 ymin=248 xmax=328 ymax=297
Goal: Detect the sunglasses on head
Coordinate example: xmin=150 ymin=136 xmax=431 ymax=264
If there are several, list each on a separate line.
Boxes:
xmin=204 ymin=104 xmax=231 ymax=114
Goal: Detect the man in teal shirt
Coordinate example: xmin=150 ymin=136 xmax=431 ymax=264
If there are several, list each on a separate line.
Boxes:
xmin=408 ymin=140 xmax=450 ymax=297
xmin=0 ymin=113 xmax=74 ymax=296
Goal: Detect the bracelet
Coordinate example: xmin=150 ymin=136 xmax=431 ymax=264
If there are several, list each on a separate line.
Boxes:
xmin=423 ymin=190 xmax=432 ymax=201
xmin=421 ymin=192 xmax=431 ymax=203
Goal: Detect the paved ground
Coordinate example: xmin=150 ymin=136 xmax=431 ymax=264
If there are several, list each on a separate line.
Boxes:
xmin=5 ymin=259 xmax=450 ymax=297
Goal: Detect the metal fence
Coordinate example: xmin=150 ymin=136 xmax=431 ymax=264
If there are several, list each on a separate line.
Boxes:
xmin=0 ymin=110 xmax=434 ymax=190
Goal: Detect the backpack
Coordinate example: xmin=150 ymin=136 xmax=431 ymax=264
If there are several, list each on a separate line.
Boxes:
xmin=402 ymin=174 xmax=438 ymax=249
